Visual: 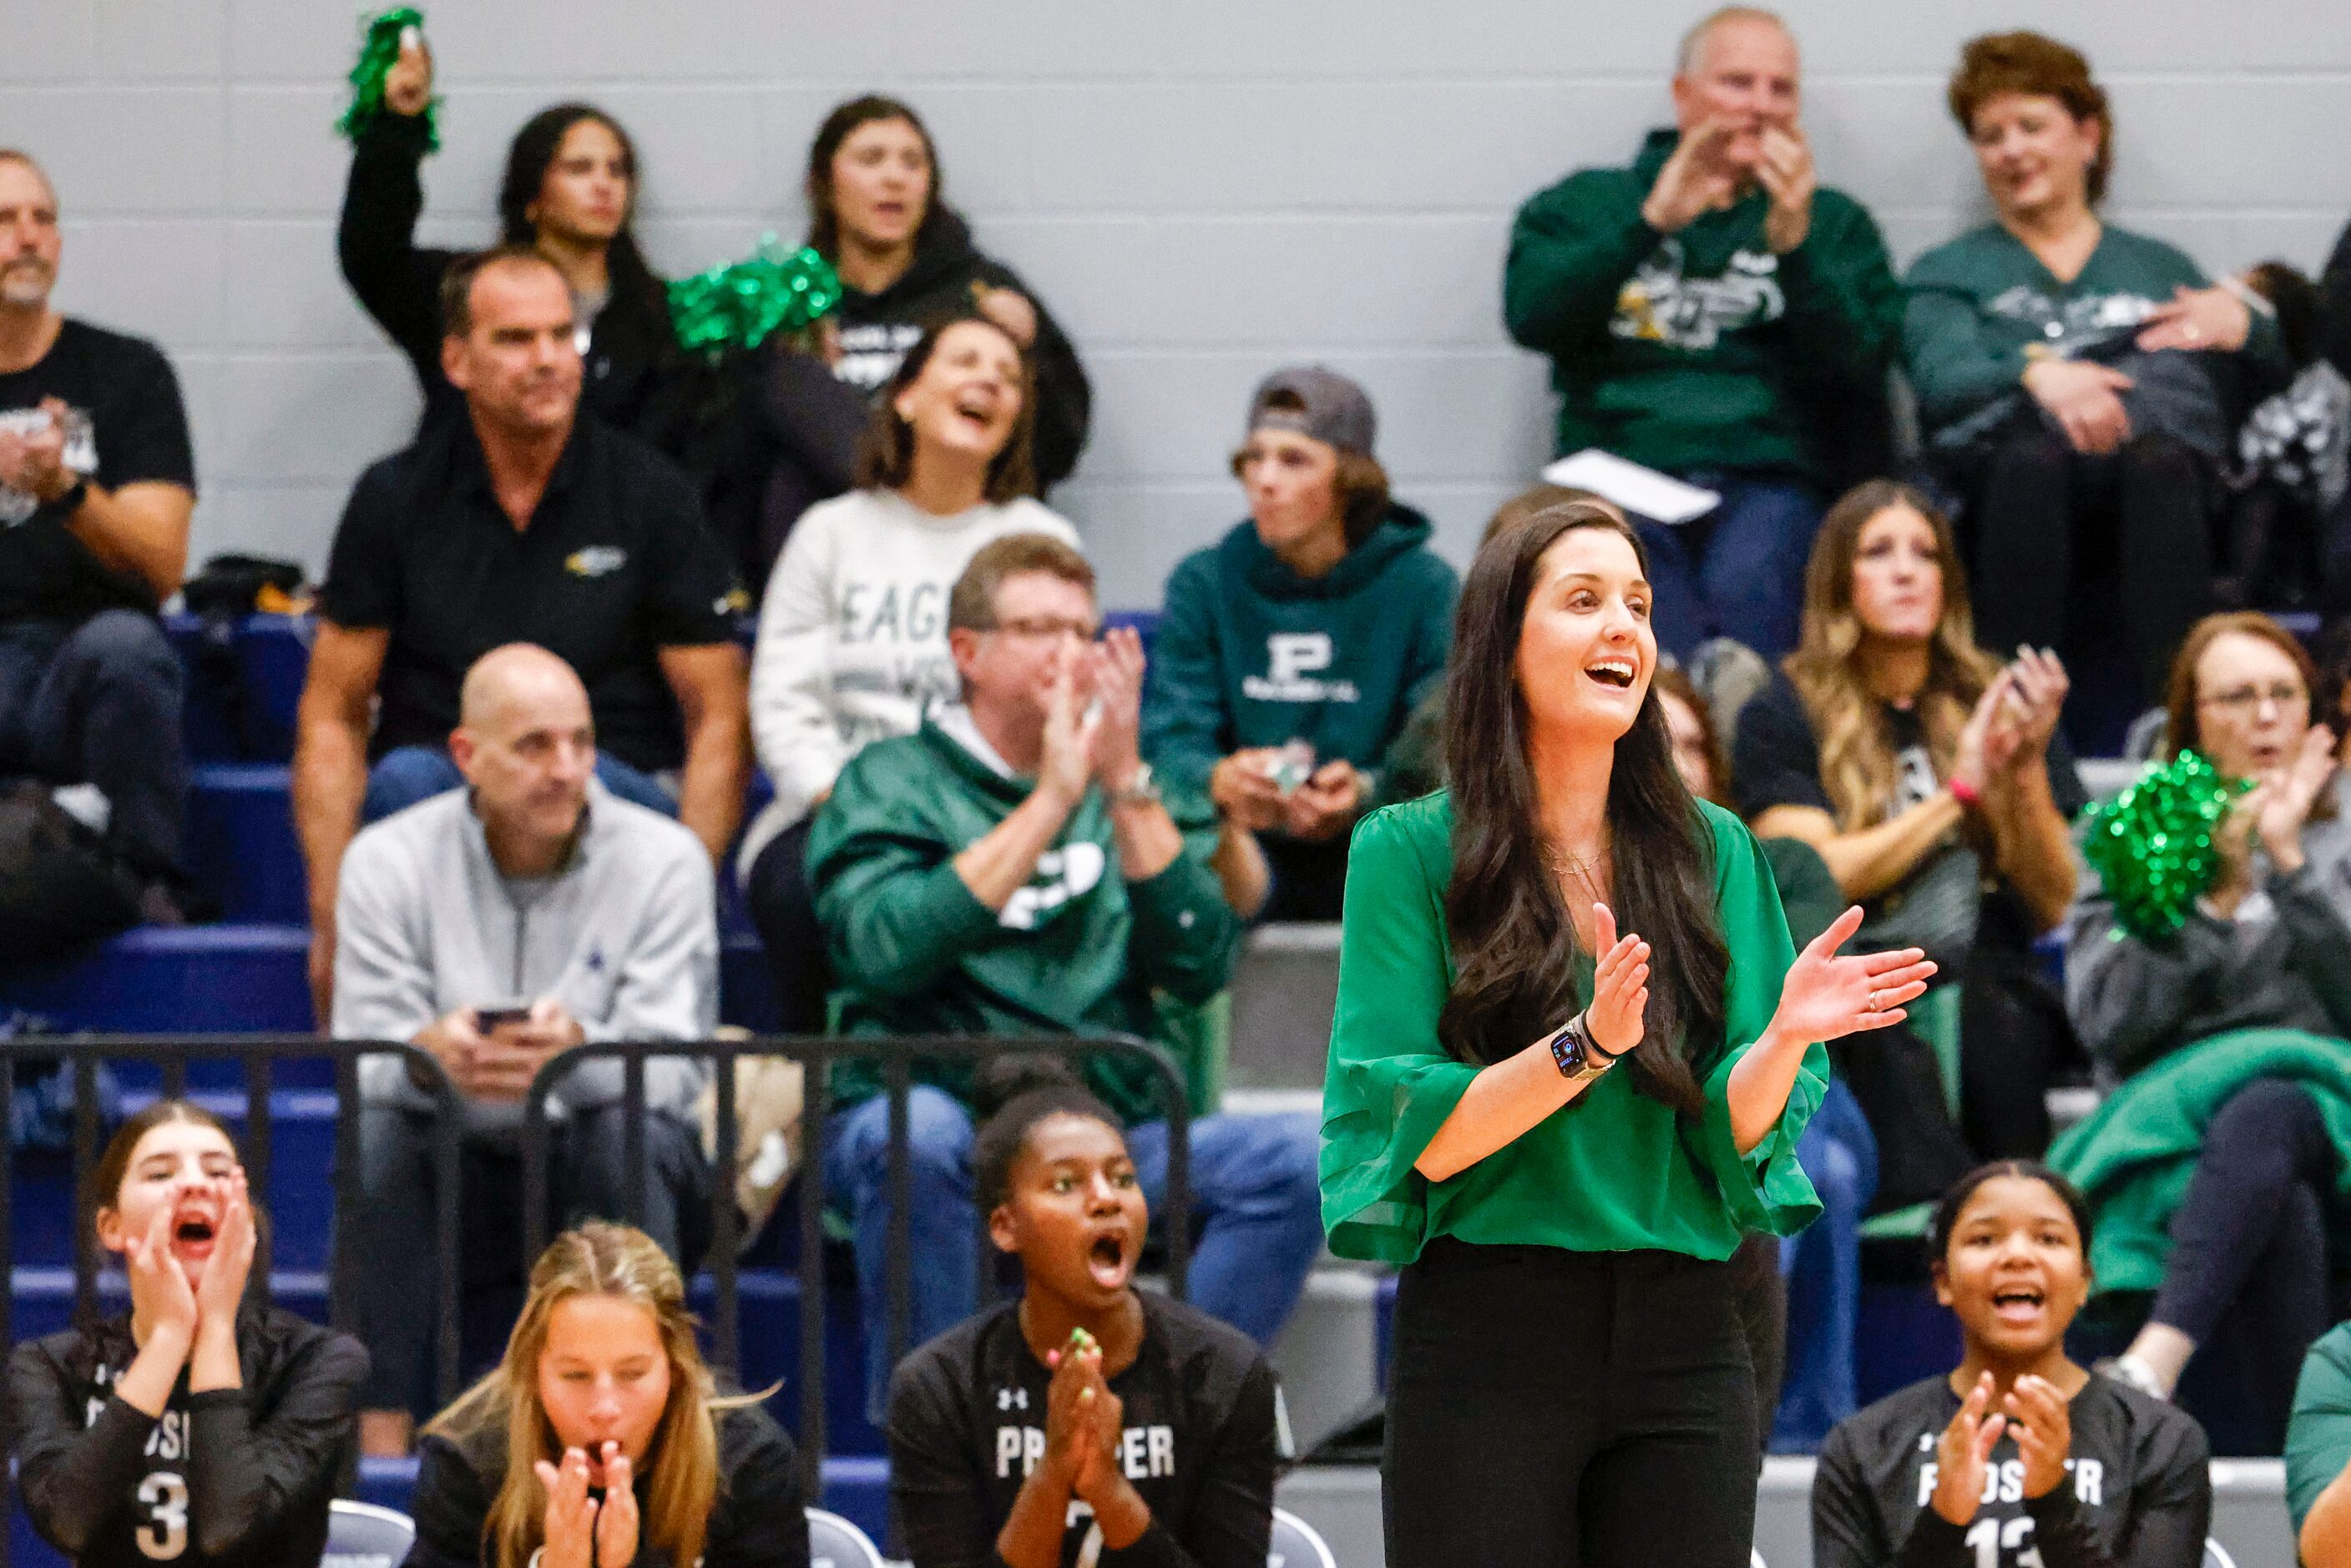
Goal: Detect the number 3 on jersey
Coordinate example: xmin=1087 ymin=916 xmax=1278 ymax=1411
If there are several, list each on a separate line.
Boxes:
xmin=1963 ymin=1515 xmax=2044 ymax=1568
xmin=137 ymin=1472 xmax=188 ymax=1560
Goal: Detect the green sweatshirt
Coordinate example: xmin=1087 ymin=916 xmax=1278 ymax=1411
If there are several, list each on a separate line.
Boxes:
xmin=1503 ymin=128 xmax=1901 ymax=478
xmin=808 ymin=716 xmax=1241 ymax=1125
xmin=2288 ymin=1321 xmax=2351 ymax=1536
xmin=1141 ymin=507 xmax=1457 ymax=801
xmin=1903 ymin=221 xmax=2285 ymax=439
xmin=1319 ymin=792 xmax=1828 ymax=1266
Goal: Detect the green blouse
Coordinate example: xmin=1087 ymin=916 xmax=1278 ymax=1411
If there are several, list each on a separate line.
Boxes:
xmin=1318 ymin=792 xmax=1828 ymax=1265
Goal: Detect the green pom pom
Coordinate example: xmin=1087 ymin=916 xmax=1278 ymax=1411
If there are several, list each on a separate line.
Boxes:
xmin=2080 ymin=749 xmax=2252 ymax=940
xmin=338 ymin=8 xmax=439 ymax=152
xmin=667 ymin=239 xmax=844 ymax=359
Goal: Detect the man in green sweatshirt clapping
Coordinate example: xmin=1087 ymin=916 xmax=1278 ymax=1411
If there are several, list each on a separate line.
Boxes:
xmin=1504 ymin=6 xmax=1900 ymax=662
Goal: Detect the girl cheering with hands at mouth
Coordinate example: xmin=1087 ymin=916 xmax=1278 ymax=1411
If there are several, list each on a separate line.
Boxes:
xmin=8 ymin=1100 xmax=368 ymax=1568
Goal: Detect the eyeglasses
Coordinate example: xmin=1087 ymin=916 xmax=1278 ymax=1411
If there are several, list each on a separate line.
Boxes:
xmin=2197 ymin=682 xmax=2308 ymax=717
xmin=983 ymin=615 xmax=1101 ymax=643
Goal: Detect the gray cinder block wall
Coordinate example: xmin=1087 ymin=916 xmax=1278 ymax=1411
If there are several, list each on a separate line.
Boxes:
xmin=6 ymin=0 xmax=2348 ymax=608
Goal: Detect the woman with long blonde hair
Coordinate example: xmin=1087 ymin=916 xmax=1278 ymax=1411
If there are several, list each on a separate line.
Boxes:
xmin=1732 ymin=480 xmax=2085 ymax=1183
xmin=407 ymin=1223 xmax=806 ymax=1568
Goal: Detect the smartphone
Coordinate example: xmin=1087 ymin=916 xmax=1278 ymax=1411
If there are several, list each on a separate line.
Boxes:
xmin=473 ymin=1005 xmax=532 ymax=1031
xmin=1267 ymin=740 xmax=1317 ymax=795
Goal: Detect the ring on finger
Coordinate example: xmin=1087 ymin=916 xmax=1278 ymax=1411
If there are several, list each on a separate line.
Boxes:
xmin=1867 ymin=989 xmax=1883 ymax=1012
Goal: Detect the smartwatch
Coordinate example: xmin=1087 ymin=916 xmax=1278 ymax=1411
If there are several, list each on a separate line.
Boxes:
xmin=52 ymin=475 xmax=88 ymax=515
xmin=1548 ymin=1012 xmax=1620 ymax=1085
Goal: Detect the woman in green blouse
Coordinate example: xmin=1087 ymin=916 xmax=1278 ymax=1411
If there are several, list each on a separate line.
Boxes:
xmin=1322 ymin=503 xmax=1934 ymax=1566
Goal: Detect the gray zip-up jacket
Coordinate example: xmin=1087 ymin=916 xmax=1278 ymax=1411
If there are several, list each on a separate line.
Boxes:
xmin=2065 ymin=771 xmax=2351 ymax=1077
xmin=336 ymin=779 xmax=717 ymax=1132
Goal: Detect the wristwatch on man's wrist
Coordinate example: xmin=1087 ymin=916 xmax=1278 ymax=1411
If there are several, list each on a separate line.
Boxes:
xmin=1549 ymin=1011 xmax=1620 ymax=1085
xmin=1107 ymin=761 xmax=1160 ymax=808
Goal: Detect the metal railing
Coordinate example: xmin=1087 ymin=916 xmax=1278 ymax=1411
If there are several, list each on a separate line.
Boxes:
xmin=0 ymin=1037 xmax=468 ymax=1410
xmin=518 ymin=1033 xmax=1191 ymax=1492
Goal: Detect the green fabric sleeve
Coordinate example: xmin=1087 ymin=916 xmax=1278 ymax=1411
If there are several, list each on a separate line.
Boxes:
xmin=1772 ymin=196 xmax=1902 ymax=390
xmin=1691 ymin=807 xmax=1827 ymax=1237
xmin=1139 ymin=554 xmax=1234 ymax=799
xmin=1902 ymin=275 xmax=2029 ymax=432
xmin=2288 ymin=1325 xmax=2351 ymax=1535
xmin=808 ymin=787 xmax=1004 ymax=1001
xmin=1318 ymin=806 xmax=1480 ymax=1262
xmin=1125 ymin=830 xmax=1242 ymax=1008
xmin=1503 ymin=170 xmax=1661 ymax=359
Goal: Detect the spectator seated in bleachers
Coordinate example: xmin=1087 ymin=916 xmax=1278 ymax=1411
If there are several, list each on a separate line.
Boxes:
xmin=1735 ymin=482 xmax=2086 ymax=1196
xmin=744 ymin=95 xmax=1092 ymax=589
xmin=1904 ymin=31 xmax=2291 ymax=727
xmin=741 ymin=316 xmax=1079 ymax=1034
xmin=2291 ymin=1320 xmax=2351 ymax=1566
xmin=7 ymin=1099 xmax=370 ymax=1568
xmin=1656 ymin=665 xmax=1875 ymax=1453
xmin=808 ymin=533 xmax=1321 ymax=1421
xmin=1140 ymin=367 xmax=1456 ymax=923
xmin=407 ymin=1222 xmax=808 ymax=1568
xmin=885 ymin=1070 xmax=1282 ymax=1568
xmin=296 ymin=245 xmax=748 ymax=1019
xmin=2056 ymin=610 xmax=2351 ymax=1455
xmin=337 ymin=31 xmax=702 ymax=460
xmin=333 ymin=644 xmax=720 ymax=1457
xmin=0 ymin=149 xmax=198 ymax=913
xmin=1503 ymin=5 xmax=1899 ymax=665
xmin=1811 ymin=1161 xmax=2211 ymax=1568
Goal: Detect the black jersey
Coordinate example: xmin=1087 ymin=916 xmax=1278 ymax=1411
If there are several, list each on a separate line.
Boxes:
xmin=6 ymin=1308 xmax=368 ymax=1568
xmin=885 ymin=1295 xmax=1281 ymax=1568
xmin=406 ymin=1399 xmax=807 ymax=1568
xmin=1811 ymin=1374 xmax=2210 ymax=1568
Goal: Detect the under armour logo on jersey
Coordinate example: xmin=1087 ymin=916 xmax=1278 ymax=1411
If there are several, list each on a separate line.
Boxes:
xmin=997 ymin=1386 xmax=1029 ymax=1411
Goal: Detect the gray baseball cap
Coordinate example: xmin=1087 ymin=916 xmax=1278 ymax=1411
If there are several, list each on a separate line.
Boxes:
xmin=1245 ymin=366 xmax=1376 ymax=457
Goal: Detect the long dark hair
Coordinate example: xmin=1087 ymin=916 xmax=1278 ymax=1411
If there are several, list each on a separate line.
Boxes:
xmin=498 ymin=104 xmax=670 ymax=348
xmin=1439 ymin=503 xmax=1727 ymax=1115
xmin=803 ymin=94 xmax=941 ymax=260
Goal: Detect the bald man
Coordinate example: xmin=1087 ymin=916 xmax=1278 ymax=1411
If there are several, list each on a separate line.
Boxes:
xmin=1504 ymin=5 xmax=1899 ymax=664
xmin=336 ymin=643 xmax=718 ymax=1454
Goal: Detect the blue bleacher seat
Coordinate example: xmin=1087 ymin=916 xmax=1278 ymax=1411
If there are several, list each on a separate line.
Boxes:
xmin=185 ymin=764 xmax=304 ymax=923
xmin=7 ymin=924 xmax=313 ymax=1034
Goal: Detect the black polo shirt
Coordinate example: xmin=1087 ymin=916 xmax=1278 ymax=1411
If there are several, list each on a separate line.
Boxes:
xmin=319 ymin=412 xmax=739 ymax=772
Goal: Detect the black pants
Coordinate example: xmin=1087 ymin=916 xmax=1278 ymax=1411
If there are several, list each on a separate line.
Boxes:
xmin=1384 ymin=1239 xmax=1757 ymax=1566
xmin=746 ymin=818 xmax=829 ymax=1034
xmin=1967 ymin=426 xmax=2212 ymax=701
xmin=2151 ymin=1077 xmax=2337 ymax=1454
xmin=1262 ymin=834 xmax=1349 ymax=922
xmin=0 ymin=611 xmax=185 ymax=872
xmin=1958 ymin=940 xmax=2084 ymax=1160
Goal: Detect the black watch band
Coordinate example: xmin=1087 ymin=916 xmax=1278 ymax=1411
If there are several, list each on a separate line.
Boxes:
xmin=52 ymin=476 xmax=88 ymax=515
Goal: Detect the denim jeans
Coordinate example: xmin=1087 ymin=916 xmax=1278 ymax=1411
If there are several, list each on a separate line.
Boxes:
xmin=0 ymin=610 xmax=185 ymax=870
xmin=1773 ymin=1077 xmax=1878 ymax=1452
xmin=1636 ymin=474 xmax=1825 ymax=664
xmin=352 ymin=1100 xmax=712 ymax=1416
xmin=823 ymin=1085 xmax=1322 ymax=1420
xmin=360 ymin=743 xmax=676 ymax=823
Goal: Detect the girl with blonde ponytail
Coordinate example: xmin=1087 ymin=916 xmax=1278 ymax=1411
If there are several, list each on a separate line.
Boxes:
xmin=408 ymin=1223 xmax=806 ymax=1568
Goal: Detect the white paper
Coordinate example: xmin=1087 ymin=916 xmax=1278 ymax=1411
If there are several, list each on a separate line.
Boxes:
xmin=1539 ymin=449 xmax=1722 ymax=525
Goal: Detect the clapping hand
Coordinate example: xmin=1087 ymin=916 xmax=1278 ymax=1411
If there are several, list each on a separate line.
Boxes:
xmin=0 ymin=398 xmax=74 ymax=503
xmin=2248 ymin=722 xmax=2337 ymax=873
xmin=533 ymin=1444 xmax=638 ymax=1568
xmin=1755 ymin=126 xmax=1816 ymax=253
xmin=1640 ymin=119 xmax=1744 ymax=234
xmin=2003 ymin=1375 xmax=2073 ymax=1501
xmin=1929 ymin=1372 xmax=2005 ymax=1525
xmin=1767 ymin=905 xmax=1934 ymax=1045
xmin=1585 ymin=903 xmax=1651 ymax=1057
xmin=383 ymin=30 xmax=433 ymax=118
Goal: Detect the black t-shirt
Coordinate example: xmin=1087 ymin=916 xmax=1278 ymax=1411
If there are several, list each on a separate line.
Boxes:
xmin=318 ymin=413 xmax=740 ymax=772
xmin=1812 ymin=1374 xmax=2210 ymax=1568
xmin=886 ymin=1295 xmax=1282 ymax=1568
xmin=0 ymin=318 xmax=195 ymax=621
xmin=6 ymin=1308 xmax=369 ymax=1568
xmin=407 ymin=1400 xmax=807 ymax=1568
xmin=1732 ymin=673 xmax=2090 ymax=953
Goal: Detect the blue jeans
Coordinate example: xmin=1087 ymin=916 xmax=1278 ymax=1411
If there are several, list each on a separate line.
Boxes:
xmin=360 ymin=744 xmax=676 ymax=823
xmin=0 ymin=610 xmax=185 ymax=870
xmin=1637 ymin=474 xmax=1824 ymax=664
xmin=823 ymin=1085 xmax=1322 ymax=1420
xmin=1773 ymin=1078 xmax=1878 ymax=1451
